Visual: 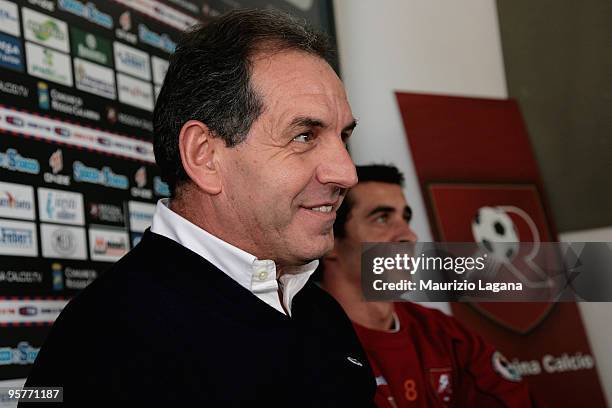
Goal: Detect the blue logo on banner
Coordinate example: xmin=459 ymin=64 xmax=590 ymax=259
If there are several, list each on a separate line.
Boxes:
xmin=58 ymin=0 xmax=113 ymax=29
xmin=73 ymin=161 xmax=128 ymax=190
xmin=0 ymin=33 xmax=23 ymax=72
xmin=0 ymin=342 xmax=39 ymax=365
xmin=0 ymin=149 xmax=40 ymax=174
xmin=153 ymin=176 xmax=170 ymax=197
xmin=138 ymin=24 xmax=176 ymax=54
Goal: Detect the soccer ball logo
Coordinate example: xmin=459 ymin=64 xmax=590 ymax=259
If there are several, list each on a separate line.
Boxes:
xmin=471 ymin=206 xmax=519 ymax=262
xmin=470 ymin=205 xmax=552 ymax=289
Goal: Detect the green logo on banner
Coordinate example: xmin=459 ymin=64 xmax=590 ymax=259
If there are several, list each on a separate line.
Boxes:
xmin=28 ymin=20 xmax=66 ymax=42
xmin=70 ymin=27 xmax=112 ymax=67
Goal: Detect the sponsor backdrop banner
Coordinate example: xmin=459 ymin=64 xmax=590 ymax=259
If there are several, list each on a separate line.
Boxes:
xmin=396 ymin=92 xmax=607 ymax=407
xmin=0 ymin=0 xmax=337 ymax=393
xmin=0 ymin=0 xmax=184 ymax=387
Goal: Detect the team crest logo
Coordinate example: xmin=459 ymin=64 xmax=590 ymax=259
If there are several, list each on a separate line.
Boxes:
xmin=429 ymin=368 xmax=452 ymax=407
xmin=429 ymin=183 xmax=557 ymax=333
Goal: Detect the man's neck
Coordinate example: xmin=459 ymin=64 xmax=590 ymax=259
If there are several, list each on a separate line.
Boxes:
xmin=322 ymin=274 xmax=395 ymax=332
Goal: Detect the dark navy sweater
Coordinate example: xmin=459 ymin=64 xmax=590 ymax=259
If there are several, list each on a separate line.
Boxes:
xmin=22 ymin=230 xmax=376 ymax=406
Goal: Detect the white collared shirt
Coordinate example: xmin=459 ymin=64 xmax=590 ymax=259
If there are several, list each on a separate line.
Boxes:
xmin=150 ymin=198 xmax=317 ymax=316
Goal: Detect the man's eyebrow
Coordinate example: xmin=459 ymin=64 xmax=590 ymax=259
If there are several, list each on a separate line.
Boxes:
xmin=366 ymin=206 xmax=395 ymax=218
xmin=288 ymin=116 xmax=327 ymax=130
xmin=287 ymin=117 xmax=358 ymax=133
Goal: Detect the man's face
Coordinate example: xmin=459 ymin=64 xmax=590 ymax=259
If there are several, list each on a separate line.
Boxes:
xmin=217 ymin=50 xmax=357 ymax=267
xmin=335 ymin=182 xmax=417 ymax=280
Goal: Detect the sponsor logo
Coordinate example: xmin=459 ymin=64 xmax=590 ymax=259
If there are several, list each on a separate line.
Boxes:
xmin=114 ymin=41 xmax=151 ymax=80
xmin=0 ymin=148 xmax=40 ymax=174
xmin=106 ymin=106 xmax=153 ymax=132
xmin=0 ymin=80 xmax=29 ymax=98
xmin=492 ymin=351 xmax=522 ymax=382
xmin=114 ymin=0 xmax=199 ymax=30
xmin=0 ymin=33 xmax=23 ymax=72
xmin=0 ymin=0 xmax=20 ymax=37
xmin=22 ymin=7 xmax=69 ymax=53
xmin=106 ymin=106 xmax=117 ymax=123
xmin=138 ymin=24 xmax=176 ymax=54
xmin=40 ymin=223 xmax=87 ymax=260
xmin=89 ymin=228 xmax=129 ymax=262
xmin=0 ymin=300 xmax=67 ymax=323
xmin=5 ymin=115 xmax=24 ymax=127
xmin=70 ymin=26 xmax=112 ymax=67
xmin=0 ymin=307 xmax=14 ymax=315
xmin=0 ymin=107 xmax=155 ymax=163
xmin=51 ymin=262 xmax=64 ymax=290
xmin=508 ymin=353 xmax=596 ymax=376
xmin=58 ymin=0 xmax=113 ymax=29
xmin=52 ymin=228 xmax=75 ymax=256
xmin=117 ymin=73 xmax=154 ymax=112
xmin=52 ymin=262 xmax=97 ymax=290
xmin=38 ymin=81 xmax=49 ymax=109
xmin=0 ymin=342 xmax=39 ymax=365
xmin=44 ymin=149 xmax=71 ymax=186
xmin=151 ymin=55 xmax=169 ymax=85
xmin=135 ymin=166 xmax=147 ymax=188
xmin=25 ymin=41 xmax=73 ymax=86
xmin=119 ymin=10 xmax=131 ymax=31
xmin=54 ymin=126 xmax=70 ymax=137
xmin=0 ymin=269 xmax=43 ymax=284
xmin=28 ymin=0 xmax=55 ymax=12
xmin=43 ymin=86 xmax=102 ymax=121
xmin=19 ymin=306 xmax=38 ymax=316
xmin=0 ymin=182 xmax=35 ymax=220
xmin=49 ymin=150 xmax=62 ymax=174
xmin=38 ymin=187 xmax=85 ymax=225
xmin=88 ymin=201 xmax=125 ymax=225
xmin=168 ymin=0 xmax=199 ymax=14
xmin=150 ymin=2 xmax=199 ymax=29
xmin=0 ymin=219 xmax=37 ymax=257
xmin=74 ymin=57 xmax=116 ymax=99
xmin=73 ymin=161 xmax=128 ymax=190
xmin=115 ymin=10 xmax=137 ymax=45
xmin=131 ymin=166 xmax=152 ymax=198
xmin=128 ymin=201 xmax=155 ymax=232
xmin=154 ymin=176 xmax=170 ymax=197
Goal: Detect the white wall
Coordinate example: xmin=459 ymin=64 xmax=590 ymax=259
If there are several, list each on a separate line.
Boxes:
xmin=334 ymin=0 xmax=610 ymax=403
xmin=560 ymin=228 xmax=612 ymax=405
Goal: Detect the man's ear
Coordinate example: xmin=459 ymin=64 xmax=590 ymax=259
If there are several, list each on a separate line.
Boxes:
xmin=178 ymin=120 xmax=223 ymax=194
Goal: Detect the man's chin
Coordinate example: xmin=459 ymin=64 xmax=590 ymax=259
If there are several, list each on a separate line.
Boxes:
xmin=303 ymin=234 xmax=335 ymax=260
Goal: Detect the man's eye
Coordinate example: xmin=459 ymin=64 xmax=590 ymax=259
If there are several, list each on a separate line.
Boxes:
xmin=375 ymin=214 xmax=388 ymax=224
xmin=293 ymin=132 xmax=313 ymax=143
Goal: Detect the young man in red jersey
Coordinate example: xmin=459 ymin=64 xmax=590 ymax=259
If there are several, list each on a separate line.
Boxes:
xmin=320 ymin=164 xmax=541 ymax=407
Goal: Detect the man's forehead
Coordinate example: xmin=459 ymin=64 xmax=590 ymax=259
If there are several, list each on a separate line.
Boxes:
xmin=250 ymin=50 xmax=347 ymax=101
xmin=350 ymin=182 xmax=407 ymax=211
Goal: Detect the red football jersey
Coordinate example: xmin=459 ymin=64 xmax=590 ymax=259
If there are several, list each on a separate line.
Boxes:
xmin=352 ymin=302 xmax=539 ymax=407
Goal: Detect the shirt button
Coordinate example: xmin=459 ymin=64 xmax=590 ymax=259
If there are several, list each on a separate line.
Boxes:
xmin=257 ymin=270 xmax=268 ymax=281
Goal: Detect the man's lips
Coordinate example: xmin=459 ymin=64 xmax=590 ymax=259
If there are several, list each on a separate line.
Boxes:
xmin=300 ymin=199 xmax=341 ymax=214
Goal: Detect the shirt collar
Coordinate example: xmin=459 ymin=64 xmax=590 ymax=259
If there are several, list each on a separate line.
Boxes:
xmin=150 ymin=198 xmax=317 ymax=315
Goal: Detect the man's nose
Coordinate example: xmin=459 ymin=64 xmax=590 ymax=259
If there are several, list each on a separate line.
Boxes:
xmin=316 ymin=137 xmax=358 ymax=188
xmin=396 ymin=222 xmax=418 ymax=243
